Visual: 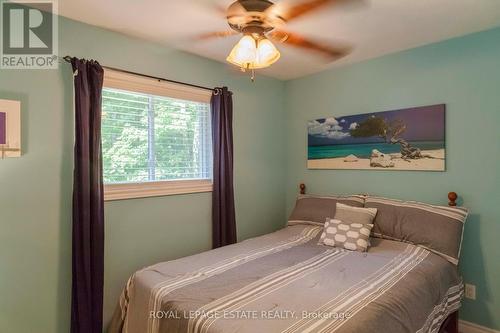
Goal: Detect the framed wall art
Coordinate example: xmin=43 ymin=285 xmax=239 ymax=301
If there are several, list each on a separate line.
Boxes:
xmin=0 ymin=99 xmax=21 ymax=158
xmin=307 ymin=104 xmax=445 ymax=171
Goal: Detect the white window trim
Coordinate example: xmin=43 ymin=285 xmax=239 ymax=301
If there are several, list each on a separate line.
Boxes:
xmin=102 ymin=69 xmax=213 ymax=201
xmin=103 ymin=69 xmax=212 ymax=104
xmin=104 ymin=179 xmax=213 ymax=201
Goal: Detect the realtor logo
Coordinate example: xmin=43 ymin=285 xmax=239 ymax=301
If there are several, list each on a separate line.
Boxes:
xmin=1 ymin=0 xmax=58 ymax=69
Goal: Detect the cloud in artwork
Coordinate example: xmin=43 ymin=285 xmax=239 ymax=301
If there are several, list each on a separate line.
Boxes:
xmin=308 ymin=120 xmax=328 ymax=135
xmin=308 ymin=117 xmax=350 ymax=140
xmin=340 ymin=119 xmax=346 ymax=123
xmin=325 ymin=131 xmax=350 ymax=139
xmin=349 ymin=122 xmax=358 ymax=130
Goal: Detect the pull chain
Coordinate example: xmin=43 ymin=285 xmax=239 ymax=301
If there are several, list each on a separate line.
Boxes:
xmin=239 ymin=65 xmax=256 ymax=82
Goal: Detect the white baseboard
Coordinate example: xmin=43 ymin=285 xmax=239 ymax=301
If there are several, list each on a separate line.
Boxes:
xmin=459 ymin=320 xmax=500 ymax=333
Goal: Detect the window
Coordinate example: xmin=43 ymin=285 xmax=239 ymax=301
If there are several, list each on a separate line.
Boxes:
xmin=102 ymin=70 xmax=213 ymax=200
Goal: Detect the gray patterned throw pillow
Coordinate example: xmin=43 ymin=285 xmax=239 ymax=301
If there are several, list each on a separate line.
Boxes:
xmin=319 ymin=219 xmax=374 ymax=252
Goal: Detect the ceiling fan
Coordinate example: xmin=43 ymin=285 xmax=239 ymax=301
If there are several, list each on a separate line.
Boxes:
xmin=196 ymin=0 xmax=360 ymax=80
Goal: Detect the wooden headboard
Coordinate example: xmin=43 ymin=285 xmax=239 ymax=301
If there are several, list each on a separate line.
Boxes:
xmin=298 ymin=183 xmax=458 ymax=207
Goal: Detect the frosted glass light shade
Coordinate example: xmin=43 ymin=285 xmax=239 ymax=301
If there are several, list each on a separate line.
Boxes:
xmin=226 ymin=36 xmax=280 ymax=70
xmin=256 ymin=38 xmax=280 ymax=68
xmin=226 ymin=35 xmax=257 ymax=68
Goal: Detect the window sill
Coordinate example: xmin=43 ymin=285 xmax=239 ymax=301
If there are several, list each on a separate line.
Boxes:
xmin=104 ymin=179 xmax=213 ymax=201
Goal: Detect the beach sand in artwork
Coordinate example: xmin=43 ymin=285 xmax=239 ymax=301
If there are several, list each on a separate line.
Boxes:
xmin=307 ymin=149 xmax=445 ymax=171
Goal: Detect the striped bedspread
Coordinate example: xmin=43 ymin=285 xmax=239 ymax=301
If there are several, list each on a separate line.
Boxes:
xmin=108 ymin=224 xmax=463 ymax=333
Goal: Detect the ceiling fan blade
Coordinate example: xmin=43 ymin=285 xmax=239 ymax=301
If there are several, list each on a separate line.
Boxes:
xmin=268 ymin=30 xmax=351 ymax=60
xmin=194 ymin=30 xmax=239 ymax=41
xmin=267 ymin=0 xmax=362 ymax=22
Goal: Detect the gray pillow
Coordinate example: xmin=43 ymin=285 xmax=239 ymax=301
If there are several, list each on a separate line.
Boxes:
xmin=288 ymin=195 xmax=365 ymax=226
xmin=334 ymin=203 xmax=377 ymax=225
xmin=319 ymin=218 xmax=374 ymax=252
xmin=366 ymin=196 xmax=468 ymax=265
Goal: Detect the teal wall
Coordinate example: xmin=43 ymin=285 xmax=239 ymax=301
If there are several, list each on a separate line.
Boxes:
xmin=0 ymin=13 xmax=498 ymax=333
xmin=0 ymin=18 xmax=286 ymax=333
xmin=284 ymin=28 xmax=500 ymax=329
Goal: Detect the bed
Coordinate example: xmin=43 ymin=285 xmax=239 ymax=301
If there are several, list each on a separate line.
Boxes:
xmin=109 ymin=186 xmax=466 ymax=333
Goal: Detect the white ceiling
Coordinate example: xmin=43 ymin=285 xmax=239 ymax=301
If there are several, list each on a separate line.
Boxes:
xmin=59 ymin=0 xmax=500 ymax=80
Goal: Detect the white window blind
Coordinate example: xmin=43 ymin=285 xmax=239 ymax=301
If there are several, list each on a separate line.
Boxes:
xmin=101 ymin=70 xmax=212 ymax=190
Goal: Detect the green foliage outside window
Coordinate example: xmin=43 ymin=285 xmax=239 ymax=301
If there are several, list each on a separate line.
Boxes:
xmin=101 ymin=88 xmax=211 ymax=184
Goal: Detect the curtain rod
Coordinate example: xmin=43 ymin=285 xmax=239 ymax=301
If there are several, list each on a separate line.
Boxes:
xmin=63 ymin=56 xmax=215 ymax=92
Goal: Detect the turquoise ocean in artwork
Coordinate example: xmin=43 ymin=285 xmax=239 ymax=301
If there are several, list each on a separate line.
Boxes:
xmin=308 ymin=141 xmax=445 ymax=159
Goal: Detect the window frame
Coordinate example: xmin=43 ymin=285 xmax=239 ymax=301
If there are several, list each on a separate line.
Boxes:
xmin=102 ymin=69 xmax=213 ymax=201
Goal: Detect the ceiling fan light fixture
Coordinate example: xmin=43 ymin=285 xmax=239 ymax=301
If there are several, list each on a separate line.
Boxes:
xmin=256 ymin=38 xmax=280 ymax=67
xmin=226 ymin=35 xmax=280 ymax=70
xmin=226 ymin=35 xmax=257 ymax=68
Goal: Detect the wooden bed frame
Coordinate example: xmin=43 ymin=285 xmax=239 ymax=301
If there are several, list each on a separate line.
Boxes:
xmin=298 ymin=183 xmax=460 ymax=333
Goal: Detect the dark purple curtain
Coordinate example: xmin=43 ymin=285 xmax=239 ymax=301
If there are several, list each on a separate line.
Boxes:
xmin=70 ymin=58 xmax=105 ymax=333
xmin=211 ymin=87 xmax=237 ymax=248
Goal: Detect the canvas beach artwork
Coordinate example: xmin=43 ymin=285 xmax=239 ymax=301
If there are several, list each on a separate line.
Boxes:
xmin=307 ymin=104 xmax=445 ymax=171
xmin=0 ymin=99 xmax=22 ymax=158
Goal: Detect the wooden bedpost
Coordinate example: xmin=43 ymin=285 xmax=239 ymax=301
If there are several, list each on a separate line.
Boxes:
xmin=448 ymin=192 xmax=458 ymax=206
xmin=299 ymin=183 xmax=306 ymax=195
xmin=440 ymin=192 xmax=459 ymax=333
